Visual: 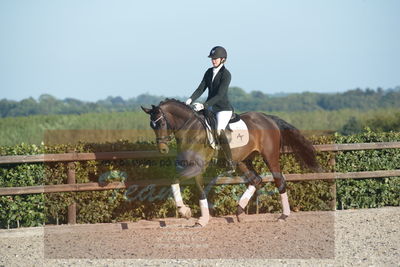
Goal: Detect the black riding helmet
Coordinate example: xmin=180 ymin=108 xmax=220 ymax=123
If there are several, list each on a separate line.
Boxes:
xmin=208 ymin=46 xmax=227 ymax=59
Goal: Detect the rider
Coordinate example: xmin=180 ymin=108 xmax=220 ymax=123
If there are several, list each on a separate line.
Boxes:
xmin=185 ymin=46 xmax=235 ymax=172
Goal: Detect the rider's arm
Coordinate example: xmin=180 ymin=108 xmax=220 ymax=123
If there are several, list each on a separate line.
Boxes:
xmin=203 ymin=70 xmax=231 ymax=109
xmin=190 ymin=69 xmax=210 ymax=102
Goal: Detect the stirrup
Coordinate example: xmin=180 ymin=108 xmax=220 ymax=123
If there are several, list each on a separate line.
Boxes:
xmin=226 ymin=160 xmax=236 ymax=173
xmin=219 ymin=167 xmax=236 ymax=177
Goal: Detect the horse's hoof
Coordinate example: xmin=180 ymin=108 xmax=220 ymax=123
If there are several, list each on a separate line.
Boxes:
xmin=277 ymin=214 xmax=289 ymax=222
xmin=194 ymin=216 xmax=209 ymax=227
xmin=184 ymin=210 xmax=192 ymax=219
xmin=236 ymin=205 xmax=245 ymax=222
xmin=190 ymin=222 xmax=203 ymax=228
xmin=178 ymin=206 xmax=192 ymax=219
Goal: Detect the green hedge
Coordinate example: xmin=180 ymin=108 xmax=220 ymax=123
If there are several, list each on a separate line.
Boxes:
xmin=335 ymin=129 xmax=400 ymax=209
xmin=0 ymin=130 xmax=399 ymax=229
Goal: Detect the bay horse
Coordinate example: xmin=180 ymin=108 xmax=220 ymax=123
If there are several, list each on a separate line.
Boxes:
xmin=141 ymin=99 xmax=320 ymax=227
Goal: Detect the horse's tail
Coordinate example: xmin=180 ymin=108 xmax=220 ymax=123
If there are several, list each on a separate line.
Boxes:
xmin=266 ymin=115 xmax=321 ymax=172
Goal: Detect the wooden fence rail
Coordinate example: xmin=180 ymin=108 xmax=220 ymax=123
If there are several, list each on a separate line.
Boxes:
xmin=1 ymin=142 xmax=400 ymax=165
xmin=1 ymin=170 xmax=399 ymax=196
xmin=1 ymin=141 xmax=399 ymax=224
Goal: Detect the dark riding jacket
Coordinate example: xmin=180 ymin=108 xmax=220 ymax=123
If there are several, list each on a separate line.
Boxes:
xmin=190 ymin=65 xmax=233 ymax=112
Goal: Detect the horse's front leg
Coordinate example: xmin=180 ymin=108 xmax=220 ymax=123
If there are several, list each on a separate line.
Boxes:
xmin=194 ymin=174 xmax=210 ymax=227
xmin=171 ymin=181 xmax=192 ymax=219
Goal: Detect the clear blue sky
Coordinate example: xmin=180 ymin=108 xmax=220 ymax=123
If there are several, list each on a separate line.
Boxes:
xmin=1 ymin=0 xmax=399 ymax=101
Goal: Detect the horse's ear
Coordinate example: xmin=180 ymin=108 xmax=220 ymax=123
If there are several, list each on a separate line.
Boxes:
xmin=151 ymin=105 xmax=156 ymax=109
xmin=141 ymin=106 xmax=151 ymax=114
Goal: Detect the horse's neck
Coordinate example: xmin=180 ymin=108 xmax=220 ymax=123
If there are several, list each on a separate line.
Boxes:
xmin=164 ymin=104 xmax=193 ymax=127
xmin=164 ymin=104 xmax=206 ymax=145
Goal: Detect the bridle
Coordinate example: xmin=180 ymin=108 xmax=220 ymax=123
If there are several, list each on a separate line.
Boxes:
xmin=151 ymin=105 xmax=198 ymax=145
xmin=151 ymin=108 xmax=173 ymax=145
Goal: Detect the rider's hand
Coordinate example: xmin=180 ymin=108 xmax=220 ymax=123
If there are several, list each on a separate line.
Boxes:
xmin=185 ymin=98 xmax=192 ymax=105
xmin=193 ymin=102 xmax=204 ymax=111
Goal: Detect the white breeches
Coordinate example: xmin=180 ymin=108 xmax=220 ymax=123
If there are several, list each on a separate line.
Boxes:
xmin=216 ymin=110 xmax=233 ymax=134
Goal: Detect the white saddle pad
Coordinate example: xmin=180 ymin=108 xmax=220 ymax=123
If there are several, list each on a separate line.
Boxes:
xmin=205 ymin=119 xmax=249 ymax=149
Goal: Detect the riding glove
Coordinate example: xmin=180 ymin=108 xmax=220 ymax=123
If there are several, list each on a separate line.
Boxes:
xmin=185 ymin=98 xmax=192 ymax=105
xmin=193 ymin=102 xmax=204 ymax=111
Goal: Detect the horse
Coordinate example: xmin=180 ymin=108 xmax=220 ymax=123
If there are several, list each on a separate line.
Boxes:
xmin=141 ymin=99 xmax=320 ymax=227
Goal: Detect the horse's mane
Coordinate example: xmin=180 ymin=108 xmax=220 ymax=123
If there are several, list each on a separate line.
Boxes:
xmin=158 ymin=98 xmax=208 ymax=131
xmin=158 ymin=98 xmax=192 ymax=111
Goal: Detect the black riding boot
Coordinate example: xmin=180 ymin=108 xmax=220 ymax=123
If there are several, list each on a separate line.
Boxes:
xmin=218 ymin=130 xmax=236 ymax=173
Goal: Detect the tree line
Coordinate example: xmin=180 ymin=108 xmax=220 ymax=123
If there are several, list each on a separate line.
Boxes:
xmin=0 ymin=87 xmax=399 ymax=118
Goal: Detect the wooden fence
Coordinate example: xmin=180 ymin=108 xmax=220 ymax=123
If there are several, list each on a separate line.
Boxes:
xmin=1 ymin=142 xmax=399 ymax=224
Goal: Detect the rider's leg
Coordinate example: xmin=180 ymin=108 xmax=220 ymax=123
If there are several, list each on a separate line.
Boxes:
xmin=218 ymin=130 xmax=235 ymax=169
xmin=216 ymin=111 xmax=235 ymax=171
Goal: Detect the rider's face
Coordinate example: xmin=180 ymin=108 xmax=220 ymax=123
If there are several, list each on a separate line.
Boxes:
xmin=211 ymin=58 xmax=223 ymax=67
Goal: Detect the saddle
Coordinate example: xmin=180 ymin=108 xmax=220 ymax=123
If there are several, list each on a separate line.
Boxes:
xmin=201 ymin=109 xmax=241 ymax=127
xmin=200 ymin=109 xmax=240 ymax=135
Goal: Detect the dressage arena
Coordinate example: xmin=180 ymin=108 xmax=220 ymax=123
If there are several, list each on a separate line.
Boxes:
xmin=0 ymin=207 xmax=398 ymax=266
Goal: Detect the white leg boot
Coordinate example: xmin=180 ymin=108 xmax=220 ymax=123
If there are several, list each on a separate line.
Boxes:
xmin=236 ymin=185 xmax=256 ymax=222
xmin=171 ymin=183 xmax=191 ymax=219
xmin=278 ymin=192 xmax=290 ymax=221
xmin=197 ymin=199 xmax=210 ymax=227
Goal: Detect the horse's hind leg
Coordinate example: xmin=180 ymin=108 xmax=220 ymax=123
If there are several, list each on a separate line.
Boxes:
xmin=261 ymin=151 xmax=290 ymax=221
xmin=171 ymin=179 xmax=192 ymax=219
xmin=236 ymin=158 xmax=262 ymax=222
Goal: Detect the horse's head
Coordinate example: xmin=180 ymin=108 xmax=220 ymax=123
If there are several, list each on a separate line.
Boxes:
xmin=141 ymin=104 xmax=173 ymax=154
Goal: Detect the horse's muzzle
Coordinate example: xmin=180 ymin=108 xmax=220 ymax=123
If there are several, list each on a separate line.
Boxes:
xmin=158 ymin=143 xmax=169 ymax=154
